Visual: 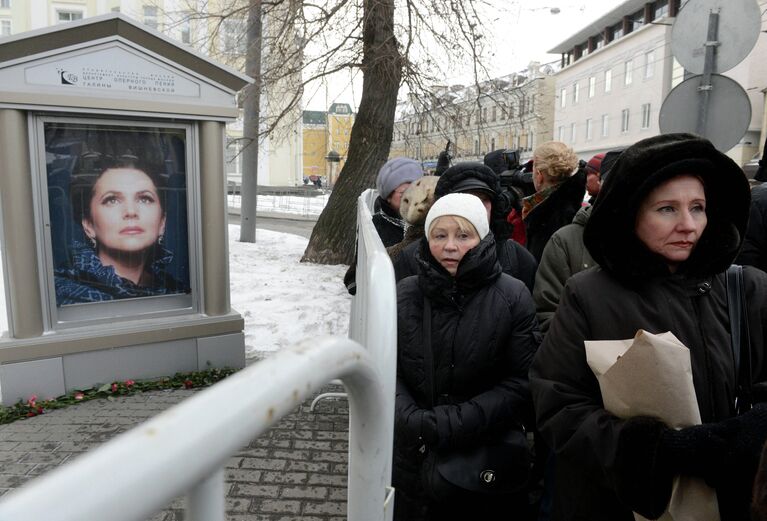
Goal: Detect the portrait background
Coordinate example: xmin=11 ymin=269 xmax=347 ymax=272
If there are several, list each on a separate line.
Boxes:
xmin=45 ymin=122 xmax=191 ymax=307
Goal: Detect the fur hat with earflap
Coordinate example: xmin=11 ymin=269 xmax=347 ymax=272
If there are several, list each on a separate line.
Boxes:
xmin=387 ymin=176 xmax=439 ymax=262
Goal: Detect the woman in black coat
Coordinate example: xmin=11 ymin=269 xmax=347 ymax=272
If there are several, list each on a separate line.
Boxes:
xmin=523 ymin=141 xmax=585 ymax=263
xmin=530 ymin=133 xmax=767 ymax=521
xmin=394 ymin=193 xmax=541 ymax=521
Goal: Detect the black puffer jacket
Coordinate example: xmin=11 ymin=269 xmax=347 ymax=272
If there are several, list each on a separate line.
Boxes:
xmin=530 ymin=134 xmax=767 ymax=521
xmin=524 ymin=168 xmax=586 ymax=262
xmin=736 ymin=183 xmax=767 ymax=272
xmin=372 ymin=196 xmax=406 ymax=247
xmin=394 ymin=234 xmax=540 ymax=519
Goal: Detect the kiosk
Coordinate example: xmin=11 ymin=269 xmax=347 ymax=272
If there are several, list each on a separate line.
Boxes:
xmin=0 ymin=14 xmax=251 ymax=405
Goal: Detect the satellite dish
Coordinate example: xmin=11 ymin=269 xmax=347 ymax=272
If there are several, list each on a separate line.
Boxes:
xmin=671 ymin=0 xmax=761 ymax=74
xmin=659 ymin=74 xmax=751 ymax=151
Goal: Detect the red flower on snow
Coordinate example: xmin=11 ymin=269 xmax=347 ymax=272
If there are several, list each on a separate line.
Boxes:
xmin=183 ymin=380 xmax=193 ymax=389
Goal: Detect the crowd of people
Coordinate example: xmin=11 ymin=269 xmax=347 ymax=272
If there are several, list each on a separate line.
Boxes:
xmin=360 ymin=134 xmax=767 ymax=521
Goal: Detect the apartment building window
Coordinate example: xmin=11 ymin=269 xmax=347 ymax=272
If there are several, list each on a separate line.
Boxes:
xmin=0 ymin=0 xmax=9 ymax=8
xmin=573 ymin=82 xmax=580 ymax=103
xmin=601 ymin=114 xmax=609 ymax=137
xmin=588 ymin=77 xmax=596 ymax=98
xmin=143 ymin=6 xmax=159 ymax=29
xmin=558 ymin=126 xmax=565 ymax=142
xmin=57 ymin=10 xmax=84 ymax=22
xmin=223 ymin=17 xmax=247 ymax=55
xmin=474 ymin=140 xmax=480 ymax=156
xmin=586 ymin=118 xmax=593 ymax=141
xmin=491 ymin=106 xmax=497 ymax=122
xmin=499 ymin=104 xmax=506 ymax=120
xmin=655 ymin=0 xmax=669 ymax=19
xmin=0 ymin=19 xmax=9 ymax=36
xmin=605 ymin=69 xmax=612 ymax=93
xmin=630 ymin=11 xmax=645 ymax=31
xmin=466 ymin=114 xmax=471 ymax=127
xmin=644 ymin=51 xmax=655 ymax=79
xmin=530 ymin=94 xmax=536 ymax=113
xmin=180 ymin=12 xmax=192 ymax=44
xmin=570 ymin=122 xmax=577 ymax=143
xmin=612 ymin=22 xmax=624 ymax=40
xmin=624 ymin=60 xmax=633 ymax=85
xmin=595 ymin=34 xmax=604 ymax=50
xmin=621 ymin=109 xmax=630 ymax=133
xmin=560 ymin=88 xmax=567 ymax=108
xmin=491 ymin=137 xmax=496 ymax=150
xmin=641 ymin=103 xmax=652 ymax=129
xmin=482 ymin=107 xmax=488 ymax=122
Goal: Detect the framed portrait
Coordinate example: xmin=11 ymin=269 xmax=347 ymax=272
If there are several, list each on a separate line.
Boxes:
xmin=34 ymin=116 xmax=199 ymax=326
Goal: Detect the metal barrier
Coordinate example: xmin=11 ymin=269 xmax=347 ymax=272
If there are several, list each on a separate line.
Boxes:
xmin=0 ymin=187 xmax=398 ymax=521
xmin=0 ymin=337 xmax=393 ymax=521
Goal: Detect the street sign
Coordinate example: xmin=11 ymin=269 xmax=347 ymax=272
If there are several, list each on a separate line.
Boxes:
xmin=659 ymin=73 xmax=751 ymax=151
xmin=671 ymin=0 xmax=761 ymax=74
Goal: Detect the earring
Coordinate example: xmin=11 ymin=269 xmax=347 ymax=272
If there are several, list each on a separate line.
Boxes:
xmin=158 ymin=234 xmax=164 ymax=246
xmin=88 ymin=236 xmax=97 ymax=249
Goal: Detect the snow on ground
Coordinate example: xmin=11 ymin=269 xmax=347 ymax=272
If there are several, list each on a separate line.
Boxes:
xmin=228 ymin=192 xmax=331 ymax=217
xmin=227 ymin=224 xmax=351 ymax=359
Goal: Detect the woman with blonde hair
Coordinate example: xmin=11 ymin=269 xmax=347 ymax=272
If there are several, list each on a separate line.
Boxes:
xmin=523 ymin=141 xmax=585 ymax=262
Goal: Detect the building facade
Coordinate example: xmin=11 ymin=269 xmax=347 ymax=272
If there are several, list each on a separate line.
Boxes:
xmin=391 ymin=62 xmax=556 ymax=167
xmin=301 ymin=103 xmax=354 ymax=187
xmin=549 ymin=0 xmax=767 ymax=165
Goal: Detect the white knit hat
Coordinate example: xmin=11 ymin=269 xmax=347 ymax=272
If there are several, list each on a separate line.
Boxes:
xmin=424 ymin=193 xmax=490 ymax=239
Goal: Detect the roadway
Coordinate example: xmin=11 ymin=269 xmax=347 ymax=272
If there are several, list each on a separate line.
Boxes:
xmin=228 ymin=212 xmax=316 ymax=239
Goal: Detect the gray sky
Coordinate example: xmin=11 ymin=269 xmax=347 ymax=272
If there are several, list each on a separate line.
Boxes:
xmin=302 ymin=0 xmax=621 ymax=111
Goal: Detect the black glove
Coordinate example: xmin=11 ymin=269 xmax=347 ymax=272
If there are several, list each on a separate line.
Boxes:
xmin=614 ymin=416 xmax=728 ymax=519
xmin=706 ymin=403 xmax=767 ymax=489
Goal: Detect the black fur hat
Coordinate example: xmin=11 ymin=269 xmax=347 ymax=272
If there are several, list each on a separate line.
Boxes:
xmin=584 ymin=133 xmax=750 ymax=281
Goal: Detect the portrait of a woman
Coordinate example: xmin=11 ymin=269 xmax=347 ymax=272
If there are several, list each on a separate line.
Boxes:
xmin=54 ymin=155 xmax=188 ymax=305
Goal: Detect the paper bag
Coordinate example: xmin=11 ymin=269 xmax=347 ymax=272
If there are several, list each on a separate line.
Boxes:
xmin=585 ymin=330 xmax=719 ymax=521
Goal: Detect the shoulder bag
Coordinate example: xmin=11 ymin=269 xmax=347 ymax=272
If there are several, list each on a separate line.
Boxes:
xmin=419 ymin=296 xmax=531 ymax=499
xmin=726 ymin=264 xmax=753 ymax=415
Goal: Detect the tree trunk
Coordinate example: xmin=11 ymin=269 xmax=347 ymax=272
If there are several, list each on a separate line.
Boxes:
xmin=239 ymin=0 xmax=263 ymax=243
xmin=301 ymin=0 xmax=402 ymax=265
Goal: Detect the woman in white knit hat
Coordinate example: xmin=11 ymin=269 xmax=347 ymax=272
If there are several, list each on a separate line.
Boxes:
xmin=393 ymin=193 xmax=541 ymax=521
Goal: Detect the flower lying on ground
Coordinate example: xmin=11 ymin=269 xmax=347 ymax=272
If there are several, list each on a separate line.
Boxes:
xmin=0 ymin=367 xmax=236 ymax=425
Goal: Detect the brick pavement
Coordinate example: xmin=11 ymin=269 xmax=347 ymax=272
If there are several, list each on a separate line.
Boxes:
xmin=0 ymin=383 xmax=351 ymax=521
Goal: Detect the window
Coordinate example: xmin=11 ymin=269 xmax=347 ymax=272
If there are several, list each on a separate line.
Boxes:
xmin=586 ymin=118 xmax=593 ymax=141
xmin=621 ymin=109 xmax=630 ymax=132
xmin=612 ymin=22 xmax=624 ymax=40
xmin=491 ymin=137 xmax=496 ymax=150
xmin=180 ymin=12 xmax=192 ymax=44
xmin=631 ymin=11 xmax=645 ymax=31
xmin=0 ymin=19 xmax=9 ymax=36
xmin=570 ymin=122 xmax=577 ymax=143
xmin=644 ymin=51 xmax=655 ymax=79
xmin=143 ymin=6 xmax=158 ymax=30
xmin=57 ymin=10 xmax=83 ymax=23
xmin=0 ymin=0 xmax=9 ymax=8
xmin=624 ymin=60 xmax=633 ymax=85
xmin=466 ymin=114 xmax=471 ymax=127
xmin=641 ymin=103 xmax=651 ymax=129
xmin=655 ymin=0 xmax=669 ymax=19
xmin=601 ymin=114 xmax=609 ymax=137
xmin=588 ymin=77 xmax=596 ymax=98
xmin=474 ymin=140 xmax=480 ymax=156
xmin=482 ymin=107 xmax=487 ymax=122
xmin=500 ymin=104 xmax=506 ymax=120
xmin=560 ymin=88 xmax=567 ymax=108
xmin=558 ymin=126 xmax=565 ymax=142
xmin=573 ymin=82 xmax=580 ymax=103
xmin=491 ymin=106 xmax=497 ymax=122
xmin=223 ymin=17 xmax=247 ymax=55
xmin=595 ymin=34 xmax=604 ymax=50
xmin=605 ymin=69 xmax=612 ymax=92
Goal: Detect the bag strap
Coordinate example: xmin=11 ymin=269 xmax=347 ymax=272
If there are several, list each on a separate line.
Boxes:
xmin=422 ymin=296 xmax=437 ymax=408
xmin=726 ymin=265 xmax=753 ymax=414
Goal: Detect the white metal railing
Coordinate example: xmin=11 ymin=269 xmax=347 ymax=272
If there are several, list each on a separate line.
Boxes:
xmin=0 ymin=337 xmax=392 ymax=521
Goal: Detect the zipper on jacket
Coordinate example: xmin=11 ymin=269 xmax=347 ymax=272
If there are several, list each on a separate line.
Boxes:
xmin=691 ymin=294 xmax=717 ymax=420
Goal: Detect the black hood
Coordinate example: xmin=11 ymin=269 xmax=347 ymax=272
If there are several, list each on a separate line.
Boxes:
xmin=435 ymin=162 xmax=512 ymax=239
xmin=584 ymin=133 xmax=751 ymax=281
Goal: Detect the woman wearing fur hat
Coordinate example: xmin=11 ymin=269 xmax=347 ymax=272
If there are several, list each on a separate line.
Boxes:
xmin=394 ymin=193 xmax=540 ymax=520
xmin=530 ymin=133 xmax=767 ymax=520
xmin=523 ymin=141 xmax=586 ymax=263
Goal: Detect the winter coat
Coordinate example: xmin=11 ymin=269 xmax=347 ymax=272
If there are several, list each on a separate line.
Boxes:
xmin=392 ymin=237 xmax=537 ymax=293
xmin=372 ymin=196 xmax=406 ymax=247
xmin=529 ymin=133 xmax=767 ymax=521
xmin=394 ymin=234 xmax=540 ymax=520
xmin=54 ymin=241 xmax=186 ymax=305
xmin=533 ymin=205 xmax=596 ymax=334
xmin=736 ymin=183 xmax=767 ymax=272
xmin=523 ymin=168 xmax=586 ymax=263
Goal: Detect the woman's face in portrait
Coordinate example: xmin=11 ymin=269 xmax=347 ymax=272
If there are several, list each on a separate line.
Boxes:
xmin=635 ymin=174 xmax=707 ymax=272
xmin=428 ymin=216 xmax=480 ymax=276
xmin=82 ymin=167 xmax=166 ymax=255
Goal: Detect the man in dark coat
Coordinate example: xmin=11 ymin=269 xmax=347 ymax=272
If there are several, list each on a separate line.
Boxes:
xmin=736 ymin=182 xmax=767 ymax=272
xmin=392 ymin=162 xmax=537 ymax=292
xmin=530 ymin=133 xmax=767 ymax=521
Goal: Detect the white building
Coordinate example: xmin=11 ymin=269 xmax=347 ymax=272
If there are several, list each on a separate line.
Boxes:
xmin=549 ymin=0 xmax=767 ymax=166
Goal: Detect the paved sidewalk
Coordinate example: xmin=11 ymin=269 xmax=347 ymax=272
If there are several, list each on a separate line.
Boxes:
xmin=0 ymin=382 xmax=350 ymax=521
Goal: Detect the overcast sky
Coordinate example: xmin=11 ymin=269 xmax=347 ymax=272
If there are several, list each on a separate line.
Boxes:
xmin=302 ymin=0 xmax=621 ymax=111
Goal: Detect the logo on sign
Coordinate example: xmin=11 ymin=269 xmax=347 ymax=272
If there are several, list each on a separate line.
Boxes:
xmin=57 ymin=69 xmax=78 ymax=85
